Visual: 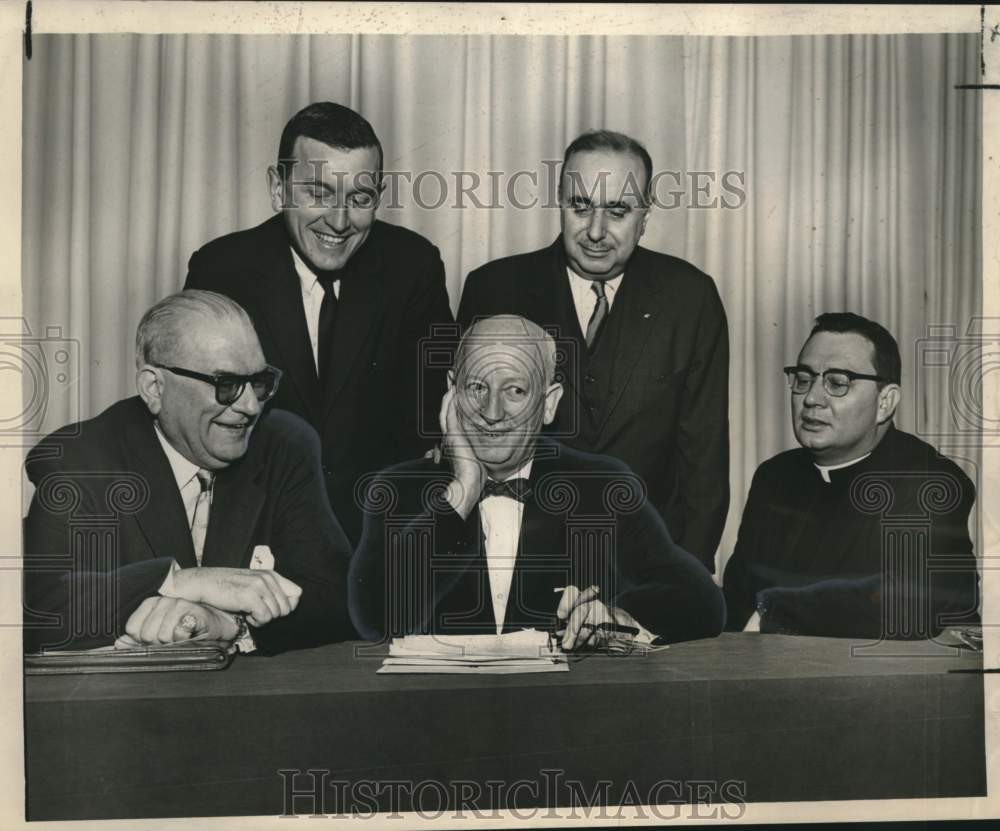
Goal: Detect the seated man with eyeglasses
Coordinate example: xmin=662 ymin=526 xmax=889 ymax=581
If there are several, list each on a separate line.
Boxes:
xmin=23 ymin=290 xmax=354 ymax=654
xmin=723 ymin=312 xmax=979 ymax=639
xmin=348 ymin=314 xmax=725 ymax=649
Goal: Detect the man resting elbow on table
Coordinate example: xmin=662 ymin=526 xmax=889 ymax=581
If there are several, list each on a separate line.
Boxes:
xmin=348 ymin=315 xmax=726 ymax=649
xmin=23 ymin=291 xmax=354 ymax=655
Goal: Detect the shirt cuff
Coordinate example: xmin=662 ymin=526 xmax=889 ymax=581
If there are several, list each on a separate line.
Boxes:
xmin=157 ymin=560 xmax=181 ymax=596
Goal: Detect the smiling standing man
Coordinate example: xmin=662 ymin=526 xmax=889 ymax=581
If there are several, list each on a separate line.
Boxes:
xmin=24 ymin=291 xmax=353 ymax=654
xmin=722 ymin=313 xmax=979 ymax=639
xmin=458 ymin=131 xmax=729 ymax=571
xmin=186 ymin=102 xmax=453 ymax=545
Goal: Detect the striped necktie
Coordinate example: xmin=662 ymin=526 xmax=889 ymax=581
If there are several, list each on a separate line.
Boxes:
xmin=190 ymin=469 xmax=214 ymax=566
xmin=585 ymin=280 xmax=609 ymax=349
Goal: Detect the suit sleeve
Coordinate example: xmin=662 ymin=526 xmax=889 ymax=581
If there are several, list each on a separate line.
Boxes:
xmin=184 ymin=246 xmax=213 ymax=290
xmin=673 ymin=279 xmax=730 ymax=569
xmin=395 ymin=246 xmax=453 ymax=454
xmin=613 ymin=489 xmax=726 ymax=643
xmin=23 ymin=454 xmax=174 ymax=652
xmin=456 ymin=267 xmax=482 ymax=331
xmin=721 ymin=466 xmax=768 ymax=631
xmin=248 ymin=423 xmax=355 ymax=654
xmin=349 ymin=472 xmax=480 ymax=641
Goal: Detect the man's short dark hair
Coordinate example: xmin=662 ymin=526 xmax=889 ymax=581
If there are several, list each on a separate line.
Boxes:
xmin=561 ymin=130 xmax=653 ymax=205
xmin=277 ymin=102 xmax=383 ymax=183
xmin=809 ymin=312 xmax=902 ymax=386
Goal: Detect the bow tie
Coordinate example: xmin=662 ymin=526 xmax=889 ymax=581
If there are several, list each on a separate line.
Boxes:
xmin=481 ymin=477 xmax=533 ymax=503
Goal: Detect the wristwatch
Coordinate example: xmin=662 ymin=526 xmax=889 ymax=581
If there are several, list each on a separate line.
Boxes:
xmin=232 ymin=613 xmax=257 ymax=654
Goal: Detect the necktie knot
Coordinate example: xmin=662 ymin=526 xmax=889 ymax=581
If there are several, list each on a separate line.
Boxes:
xmin=481 ymin=477 xmax=532 ymax=503
xmin=591 ymin=280 xmax=607 ymax=300
xmin=195 ymin=469 xmax=214 ymax=493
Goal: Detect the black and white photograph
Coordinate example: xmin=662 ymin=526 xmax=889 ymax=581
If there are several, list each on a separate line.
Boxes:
xmin=3 ymin=3 xmax=998 ymax=828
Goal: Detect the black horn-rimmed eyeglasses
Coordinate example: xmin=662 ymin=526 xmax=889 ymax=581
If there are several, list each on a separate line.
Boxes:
xmin=153 ymin=364 xmax=283 ymax=406
xmin=783 ymin=365 xmax=885 ymax=398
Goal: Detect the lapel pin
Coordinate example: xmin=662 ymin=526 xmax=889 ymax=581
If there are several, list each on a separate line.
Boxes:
xmin=643 ymin=313 xmax=651 ymax=319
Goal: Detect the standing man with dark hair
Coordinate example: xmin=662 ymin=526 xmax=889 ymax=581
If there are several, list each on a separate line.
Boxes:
xmin=723 ymin=312 xmax=980 ymax=639
xmin=458 ymin=130 xmax=729 ymax=570
xmin=186 ymin=102 xmax=454 ymax=545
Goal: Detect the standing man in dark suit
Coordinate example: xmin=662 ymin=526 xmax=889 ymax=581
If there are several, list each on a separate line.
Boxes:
xmin=186 ymin=102 xmax=454 ymax=545
xmin=458 ymin=131 xmax=729 ymax=570
xmin=24 ymin=291 xmax=354 ymax=654
xmin=349 ymin=315 xmax=725 ymax=645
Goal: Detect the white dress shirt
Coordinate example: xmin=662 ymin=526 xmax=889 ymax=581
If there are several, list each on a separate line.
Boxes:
xmin=566 ymin=268 xmax=624 ymax=337
xmin=478 ymin=460 xmax=533 ymax=635
xmin=290 ymin=246 xmax=341 ymax=373
xmin=153 ymin=424 xmax=210 ymax=592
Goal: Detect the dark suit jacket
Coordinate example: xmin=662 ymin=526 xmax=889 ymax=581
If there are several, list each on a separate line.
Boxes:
xmin=348 ymin=438 xmax=726 ymax=643
xmin=23 ymin=397 xmax=354 ymax=654
xmin=722 ymin=426 xmax=980 ymax=639
xmin=186 ymin=215 xmax=454 ymax=545
xmin=457 ymin=237 xmax=729 ymax=570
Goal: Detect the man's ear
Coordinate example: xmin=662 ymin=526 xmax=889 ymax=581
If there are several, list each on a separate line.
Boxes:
xmin=136 ymin=366 xmax=164 ymax=416
xmin=447 ymin=369 xmax=456 ymax=390
xmin=876 ymin=384 xmax=900 ymax=425
xmin=266 ymin=166 xmax=285 ymax=213
xmin=542 ymin=382 xmax=564 ymax=424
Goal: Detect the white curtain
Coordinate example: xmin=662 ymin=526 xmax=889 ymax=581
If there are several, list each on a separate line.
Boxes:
xmin=22 ymin=33 xmax=981 ymax=567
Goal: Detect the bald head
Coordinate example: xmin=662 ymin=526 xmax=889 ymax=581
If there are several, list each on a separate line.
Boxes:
xmin=451 ymin=315 xmax=564 ymax=479
xmin=456 ymin=315 xmax=558 ymax=387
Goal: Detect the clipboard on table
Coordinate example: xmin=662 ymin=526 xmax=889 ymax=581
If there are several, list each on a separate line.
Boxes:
xmin=24 ymin=640 xmax=235 ymax=675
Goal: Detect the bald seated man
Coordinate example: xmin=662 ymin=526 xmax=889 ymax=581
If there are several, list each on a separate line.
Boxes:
xmin=24 ymin=290 xmax=353 ymax=654
xmin=348 ymin=315 xmax=725 ymax=648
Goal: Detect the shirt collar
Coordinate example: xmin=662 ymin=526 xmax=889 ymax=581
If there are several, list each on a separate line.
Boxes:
xmin=566 ymin=267 xmax=624 ymax=301
xmin=289 ymin=246 xmax=328 ymax=295
xmin=154 ymin=422 xmax=202 ymax=491
xmin=487 ymin=458 xmax=534 ymax=484
xmin=814 ymin=452 xmax=873 ymax=484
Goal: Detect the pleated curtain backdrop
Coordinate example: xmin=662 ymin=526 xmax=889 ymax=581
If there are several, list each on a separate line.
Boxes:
xmin=21 ymin=33 xmax=981 ymax=568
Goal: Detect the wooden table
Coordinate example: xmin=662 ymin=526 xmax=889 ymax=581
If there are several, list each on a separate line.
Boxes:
xmin=24 ymin=633 xmax=986 ymax=820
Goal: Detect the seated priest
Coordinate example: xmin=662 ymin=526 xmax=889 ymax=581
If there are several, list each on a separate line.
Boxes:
xmin=348 ymin=314 xmax=726 ymax=649
xmin=23 ymin=290 xmax=354 ymax=654
xmin=723 ymin=312 xmax=979 ymax=639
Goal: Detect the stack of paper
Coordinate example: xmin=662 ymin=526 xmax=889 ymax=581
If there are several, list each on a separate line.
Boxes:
xmin=379 ymin=629 xmax=568 ymax=674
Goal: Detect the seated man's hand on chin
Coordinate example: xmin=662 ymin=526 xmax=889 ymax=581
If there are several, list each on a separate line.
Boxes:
xmin=125 ymin=596 xmax=240 ymax=645
xmin=556 ymin=584 xmax=641 ymax=651
xmin=161 ymin=566 xmax=302 ymax=627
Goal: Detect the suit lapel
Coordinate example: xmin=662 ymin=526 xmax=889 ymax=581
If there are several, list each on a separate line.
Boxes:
xmin=251 ymin=222 xmax=323 ymax=423
xmin=121 ymin=406 xmax=199 ymax=569
xmin=322 ymin=231 xmax=383 ymax=420
xmin=537 ymin=241 xmax=586 ymax=404
xmin=593 ymin=252 xmax=660 ymax=440
xmin=200 ymin=458 xmax=266 ymax=568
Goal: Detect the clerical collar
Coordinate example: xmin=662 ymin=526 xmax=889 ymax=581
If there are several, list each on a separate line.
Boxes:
xmin=486 ymin=458 xmax=534 ymax=485
xmin=814 ymin=452 xmax=873 ymax=483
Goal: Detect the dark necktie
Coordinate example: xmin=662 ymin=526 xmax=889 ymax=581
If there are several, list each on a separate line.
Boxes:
xmin=481 ymin=477 xmax=533 ymax=503
xmin=585 ymin=280 xmax=609 ymax=349
xmin=316 ymin=274 xmax=339 ymax=383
